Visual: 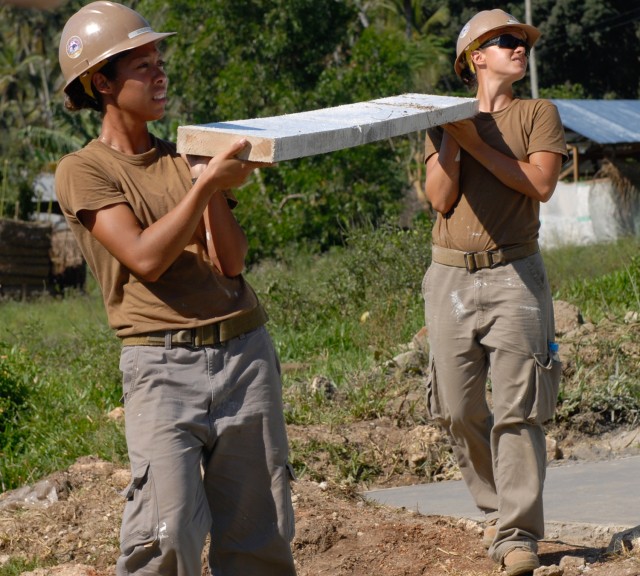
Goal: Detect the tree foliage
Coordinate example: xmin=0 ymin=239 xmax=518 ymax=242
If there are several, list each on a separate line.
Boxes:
xmin=537 ymin=0 xmax=640 ymax=98
xmin=0 ymin=1 xmax=95 ymax=219
xmin=1 ymin=0 xmax=639 ymax=258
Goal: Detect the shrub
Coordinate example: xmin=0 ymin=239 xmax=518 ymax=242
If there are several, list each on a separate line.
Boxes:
xmin=0 ymin=345 xmax=36 ymax=490
xmin=0 ymin=346 xmax=33 ymax=437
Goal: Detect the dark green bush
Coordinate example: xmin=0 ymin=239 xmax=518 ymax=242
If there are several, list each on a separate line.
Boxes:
xmin=0 ymin=345 xmax=33 ymax=438
xmin=0 ymin=345 xmax=36 ymax=488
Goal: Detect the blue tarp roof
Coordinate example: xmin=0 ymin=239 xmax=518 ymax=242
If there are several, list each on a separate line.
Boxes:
xmin=550 ymin=99 xmax=640 ymax=145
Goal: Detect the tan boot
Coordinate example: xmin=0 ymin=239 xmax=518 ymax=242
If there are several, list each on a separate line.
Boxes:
xmin=502 ymin=547 xmax=540 ymax=576
xmin=482 ymin=523 xmax=497 ymax=549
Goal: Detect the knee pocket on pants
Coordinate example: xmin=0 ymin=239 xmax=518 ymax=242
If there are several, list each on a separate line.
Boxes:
xmin=527 ymin=353 xmax=562 ymax=424
xmin=120 ymin=461 xmax=157 ymax=554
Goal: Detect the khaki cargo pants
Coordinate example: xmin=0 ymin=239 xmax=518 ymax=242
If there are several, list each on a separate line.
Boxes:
xmin=116 ymin=326 xmax=297 ymax=576
xmin=422 ymin=252 xmax=561 ymax=562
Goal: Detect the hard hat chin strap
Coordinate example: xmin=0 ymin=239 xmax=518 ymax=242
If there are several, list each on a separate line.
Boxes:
xmin=464 ymin=39 xmax=481 ymax=74
xmin=79 ymin=60 xmax=108 ymax=99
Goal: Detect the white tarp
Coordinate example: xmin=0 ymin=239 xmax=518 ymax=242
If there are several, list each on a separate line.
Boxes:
xmin=539 ymin=178 xmax=639 ymax=249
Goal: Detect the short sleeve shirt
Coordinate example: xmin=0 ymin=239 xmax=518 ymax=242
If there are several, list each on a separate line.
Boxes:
xmin=424 ymin=98 xmax=567 ymax=252
xmin=55 ymin=135 xmax=259 ymax=338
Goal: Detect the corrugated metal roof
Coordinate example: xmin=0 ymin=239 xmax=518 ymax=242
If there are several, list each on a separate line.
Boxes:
xmin=550 ymin=99 xmax=640 ymax=145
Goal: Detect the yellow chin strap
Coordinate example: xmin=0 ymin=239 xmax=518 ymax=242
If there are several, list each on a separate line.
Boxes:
xmin=464 ymin=39 xmax=482 ymax=75
xmin=79 ymin=60 xmax=108 ymax=99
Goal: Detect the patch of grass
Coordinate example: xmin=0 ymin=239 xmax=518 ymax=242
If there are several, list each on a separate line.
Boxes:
xmin=557 ymin=372 xmax=640 ymax=432
xmin=544 ymin=238 xmax=640 ymax=432
xmin=0 ymin=558 xmax=42 ymax=576
xmin=343 ymin=370 xmax=393 ymax=421
xmin=560 ymin=255 xmax=640 ymax=322
xmin=289 ymin=437 xmax=381 ymax=485
xmin=544 ymin=237 xmax=640 ymax=305
xmin=0 ymin=345 xmax=35 ymax=490
xmin=282 ymin=369 xmax=391 ymax=427
xmin=0 ymin=291 xmax=126 ymax=490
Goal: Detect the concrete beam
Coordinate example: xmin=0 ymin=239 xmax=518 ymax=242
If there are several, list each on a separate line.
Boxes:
xmin=176 ymin=93 xmax=478 ymax=162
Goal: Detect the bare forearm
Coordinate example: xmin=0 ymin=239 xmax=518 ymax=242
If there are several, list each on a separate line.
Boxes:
xmin=464 ymin=143 xmax=560 ymax=202
xmin=425 ymin=132 xmax=461 ymax=214
xmin=204 ymin=192 xmax=248 ymax=277
xmin=85 ymin=141 xmax=260 ymax=282
xmin=443 ymin=123 xmax=561 ymax=202
xmin=83 ymin=183 xmax=216 ymax=282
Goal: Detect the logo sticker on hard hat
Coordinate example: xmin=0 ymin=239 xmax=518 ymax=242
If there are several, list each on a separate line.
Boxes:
xmin=458 ymin=22 xmax=470 ymax=39
xmin=66 ymin=36 xmax=83 ymax=59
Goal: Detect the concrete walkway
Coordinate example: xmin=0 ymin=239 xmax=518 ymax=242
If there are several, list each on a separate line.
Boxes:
xmin=364 ymin=456 xmax=640 ymax=547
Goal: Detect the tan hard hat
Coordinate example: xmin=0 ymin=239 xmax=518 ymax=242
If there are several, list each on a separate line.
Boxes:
xmin=59 ymin=1 xmax=175 ymax=97
xmin=454 ymin=9 xmax=540 ymax=78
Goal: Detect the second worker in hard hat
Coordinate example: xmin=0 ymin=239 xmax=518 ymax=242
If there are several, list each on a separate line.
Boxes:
xmin=422 ymin=9 xmax=567 ymax=576
xmin=55 ymin=2 xmax=297 ymax=575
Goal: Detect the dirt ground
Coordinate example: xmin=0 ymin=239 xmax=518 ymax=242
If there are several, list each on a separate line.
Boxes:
xmin=1 ymin=301 xmax=639 ymax=576
xmin=1 ymin=453 xmax=639 ymax=576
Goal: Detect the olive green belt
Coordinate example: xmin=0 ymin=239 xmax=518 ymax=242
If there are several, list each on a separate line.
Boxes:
xmin=431 ymin=241 xmax=539 ymax=273
xmin=121 ymin=304 xmax=268 ymax=347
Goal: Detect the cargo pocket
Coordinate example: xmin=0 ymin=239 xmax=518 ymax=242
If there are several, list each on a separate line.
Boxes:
xmin=272 ymin=462 xmax=296 ymax=543
xmin=119 ymin=461 xmax=157 ymax=554
xmin=425 ymin=354 xmax=446 ymax=424
xmin=527 ymin=353 xmax=562 ymax=424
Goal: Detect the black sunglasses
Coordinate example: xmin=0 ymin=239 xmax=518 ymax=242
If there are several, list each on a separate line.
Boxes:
xmin=479 ymin=34 xmax=530 ymax=56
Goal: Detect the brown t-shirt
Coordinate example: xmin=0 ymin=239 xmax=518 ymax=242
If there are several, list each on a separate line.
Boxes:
xmin=55 ymin=135 xmax=260 ymax=338
xmin=424 ymin=98 xmax=567 ymax=252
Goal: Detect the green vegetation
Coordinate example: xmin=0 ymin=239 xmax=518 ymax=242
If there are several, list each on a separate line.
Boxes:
xmin=0 ymin=346 xmax=33 ymax=466
xmin=0 ymin=558 xmax=41 ymax=576
xmin=543 ymin=238 xmax=640 ymax=433
xmin=544 ymin=239 xmax=640 ymax=321
xmin=0 ymin=292 xmax=124 ymax=491
xmin=1 ymin=230 xmax=639 ymax=491
xmin=250 ymin=220 xmax=432 ymax=377
xmin=2 ymin=0 xmax=639 ymax=261
xmin=562 ymin=256 xmax=640 ymax=322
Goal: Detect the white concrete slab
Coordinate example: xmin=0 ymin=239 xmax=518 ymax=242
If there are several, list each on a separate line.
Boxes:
xmin=365 ymin=456 xmax=640 ymax=527
xmin=364 ymin=456 xmax=640 ymax=546
xmin=176 ymin=93 xmax=478 ymax=162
